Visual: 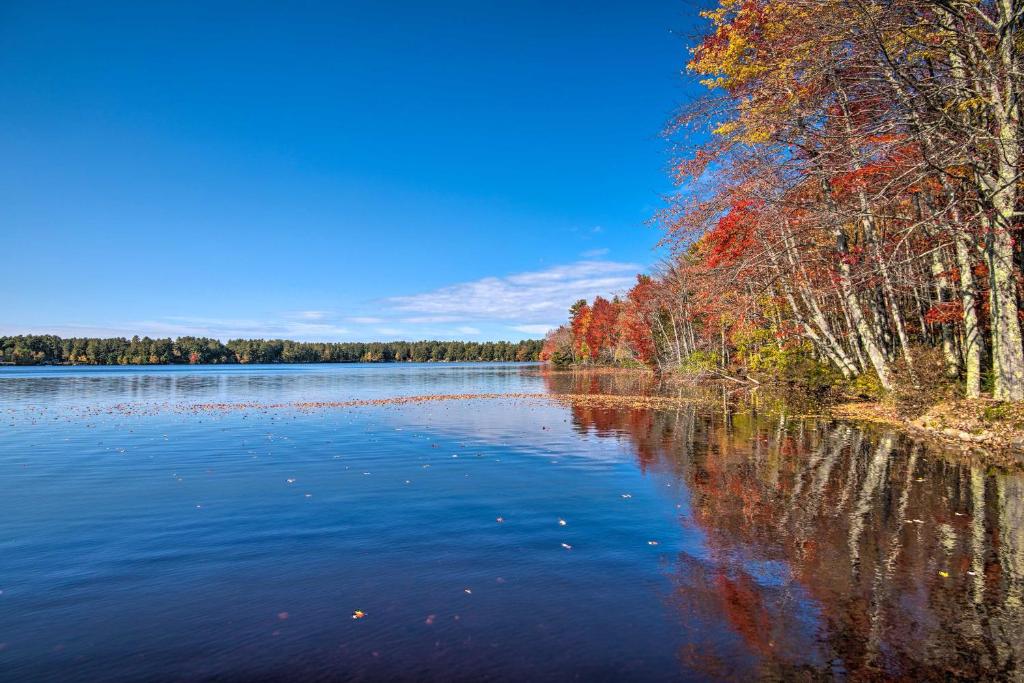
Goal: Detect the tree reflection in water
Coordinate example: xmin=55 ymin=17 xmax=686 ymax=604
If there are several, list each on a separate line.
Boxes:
xmin=544 ymin=370 xmax=1024 ymax=679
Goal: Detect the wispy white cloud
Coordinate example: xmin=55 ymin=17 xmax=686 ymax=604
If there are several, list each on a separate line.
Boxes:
xmin=387 ymin=260 xmax=640 ymax=322
xmin=295 ymin=310 xmax=328 ymax=320
xmin=399 ymin=315 xmax=463 ymax=324
xmin=581 ymin=248 xmax=609 ymax=258
xmin=511 ymin=324 xmax=555 ymax=335
xmin=6 ymin=260 xmax=643 ymax=342
xmin=121 ymin=316 xmax=352 ymax=341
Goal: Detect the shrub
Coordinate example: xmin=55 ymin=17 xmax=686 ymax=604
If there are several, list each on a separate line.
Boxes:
xmin=550 ymin=347 xmax=574 ymax=368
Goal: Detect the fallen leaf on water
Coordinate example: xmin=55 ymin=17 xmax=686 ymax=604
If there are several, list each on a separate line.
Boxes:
xmin=496 ymin=516 xmax=504 ymax=523
xmin=938 ymin=571 xmax=949 ymax=578
xmin=352 ymin=610 xmax=366 ymax=619
xmin=561 ymin=543 xmax=572 ymax=550
xmin=558 ymin=519 xmax=567 ymax=526
xmin=464 ymin=588 xmax=472 ymax=594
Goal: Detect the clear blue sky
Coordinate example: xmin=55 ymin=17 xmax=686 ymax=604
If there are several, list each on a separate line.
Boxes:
xmin=1 ymin=1 xmax=708 ymax=341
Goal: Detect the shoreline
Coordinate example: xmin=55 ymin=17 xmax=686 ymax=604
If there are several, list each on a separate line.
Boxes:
xmin=548 ymin=366 xmax=1024 ymax=467
xmin=0 ymin=359 xmax=543 ymax=368
xmin=830 ymin=400 xmax=1024 ymax=467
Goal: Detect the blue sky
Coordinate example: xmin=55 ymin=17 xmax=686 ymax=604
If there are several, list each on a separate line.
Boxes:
xmin=1 ymin=1 xmax=708 ymax=341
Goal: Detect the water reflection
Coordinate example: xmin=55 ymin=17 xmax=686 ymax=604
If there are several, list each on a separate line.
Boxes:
xmin=0 ymin=363 xmax=543 ymax=408
xmin=2 ymin=364 xmax=1022 ymax=679
xmin=550 ymin=371 xmax=1024 ymax=679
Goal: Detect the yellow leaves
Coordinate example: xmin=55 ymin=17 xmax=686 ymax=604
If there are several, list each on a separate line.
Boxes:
xmin=687 ymin=1 xmax=822 ymax=145
xmin=712 ymin=120 xmax=740 ymax=137
xmin=944 ymin=96 xmax=988 ymax=114
xmin=690 ymin=1 xmax=812 ymax=87
xmin=710 ymin=96 xmax=777 ymax=145
xmin=699 ymin=0 xmax=744 ymax=26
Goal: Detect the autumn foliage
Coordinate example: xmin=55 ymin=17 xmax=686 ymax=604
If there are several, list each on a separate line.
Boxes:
xmin=548 ymin=0 xmax=1024 ymax=401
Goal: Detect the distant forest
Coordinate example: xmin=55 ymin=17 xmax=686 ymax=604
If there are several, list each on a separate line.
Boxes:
xmin=0 ymin=335 xmax=543 ymax=366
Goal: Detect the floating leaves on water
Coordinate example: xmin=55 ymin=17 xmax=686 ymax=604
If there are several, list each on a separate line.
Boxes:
xmin=561 ymin=543 xmax=572 ymax=550
xmin=558 ymin=519 xmax=567 ymax=526
xmin=352 ymin=610 xmax=366 ymax=619
xmin=464 ymin=588 xmax=472 ymax=594
xmin=496 ymin=516 xmax=504 ymax=523
xmin=938 ymin=571 xmax=950 ymax=578
xmin=425 ymin=614 xmax=436 ymax=625
xmin=286 ymin=478 xmax=296 ymax=484
xmin=127 ymin=392 xmax=704 ymax=417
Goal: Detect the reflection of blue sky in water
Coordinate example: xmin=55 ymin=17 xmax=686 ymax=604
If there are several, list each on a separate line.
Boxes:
xmin=0 ymin=363 xmax=547 ymax=408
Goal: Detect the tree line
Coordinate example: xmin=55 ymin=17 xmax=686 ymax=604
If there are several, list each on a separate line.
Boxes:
xmin=0 ymin=335 xmax=542 ymax=365
xmin=544 ymin=0 xmax=1024 ymax=400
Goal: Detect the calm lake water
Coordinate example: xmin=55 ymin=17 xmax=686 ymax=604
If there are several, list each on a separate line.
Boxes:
xmin=1 ymin=363 xmax=1022 ymax=681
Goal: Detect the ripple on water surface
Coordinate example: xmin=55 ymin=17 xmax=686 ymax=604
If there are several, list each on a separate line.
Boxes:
xmin=0 ymin=363 xmax=1022 ymax=680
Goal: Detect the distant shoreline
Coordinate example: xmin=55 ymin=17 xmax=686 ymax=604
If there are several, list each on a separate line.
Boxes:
xmin=0 ymin=359 xmax=541 ymax=367
xmin=1 ymin=335 xmax=544 ymax=366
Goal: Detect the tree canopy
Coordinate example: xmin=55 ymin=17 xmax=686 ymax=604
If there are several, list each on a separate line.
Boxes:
xmin=547 ymin=0 xmax=1024 ymax=400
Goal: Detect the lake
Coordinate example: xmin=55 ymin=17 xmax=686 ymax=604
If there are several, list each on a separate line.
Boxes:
xmin=1 ymin=363 xmax=1022 ymax=680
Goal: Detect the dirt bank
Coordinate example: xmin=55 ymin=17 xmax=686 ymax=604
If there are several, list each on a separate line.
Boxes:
xmin=832 ymin=399 xmax=1024 ymax=467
